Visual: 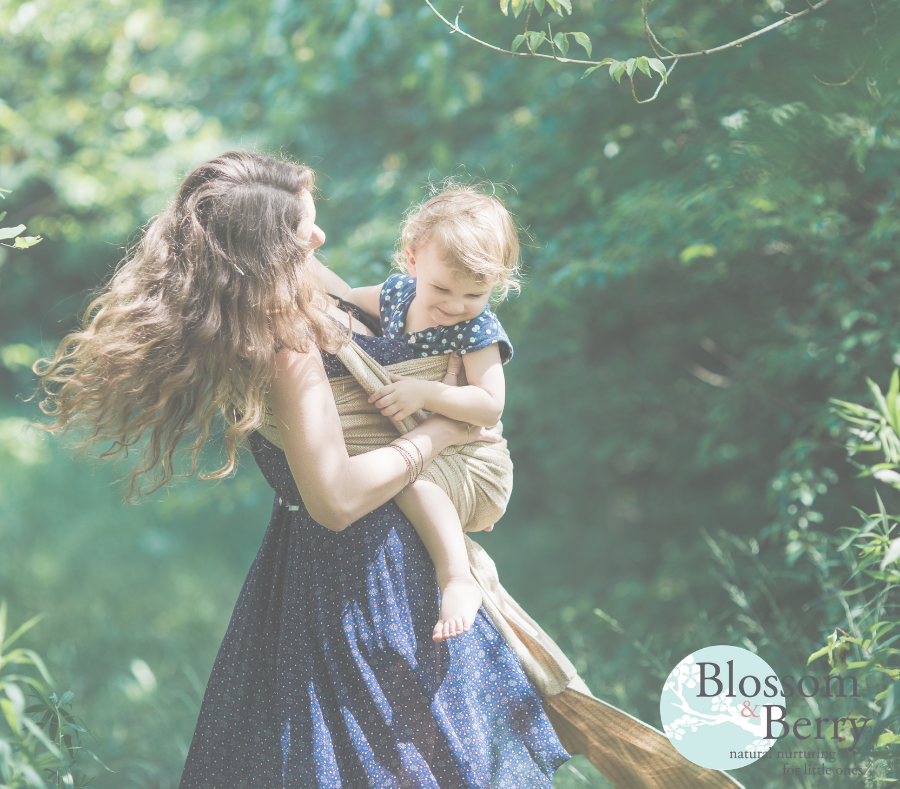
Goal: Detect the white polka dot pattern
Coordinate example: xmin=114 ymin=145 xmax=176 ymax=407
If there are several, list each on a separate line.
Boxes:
xmin=379 ymin=274 xmax=513 ymax=364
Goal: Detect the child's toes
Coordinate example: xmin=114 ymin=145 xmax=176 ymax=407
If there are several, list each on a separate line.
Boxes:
xmin=433 ymin=620 xmax=445 ymax=642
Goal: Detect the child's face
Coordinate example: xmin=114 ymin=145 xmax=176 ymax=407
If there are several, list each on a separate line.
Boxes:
xmin=406 ymin=243 xmax=493 ymax=327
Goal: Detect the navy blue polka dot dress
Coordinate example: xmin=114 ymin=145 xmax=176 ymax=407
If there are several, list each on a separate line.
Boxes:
xmin=380 ymin=274 xmax=513 ymax=363
xmin=179 ymin=329 xmax=570 ymax=788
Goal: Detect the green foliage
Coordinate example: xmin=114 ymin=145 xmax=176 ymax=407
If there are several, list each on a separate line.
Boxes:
xmin=501 ymin=0 xmax=573 ymax=19
xmin=798 ymin=376 xmax=900 ymax=775
xmin=0 ymin=190 xmax=41 ymax=285
xmin=0 ymin=602 xmax=109 ymax=789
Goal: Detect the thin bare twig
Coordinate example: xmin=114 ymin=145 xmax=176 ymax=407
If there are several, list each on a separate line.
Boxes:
xmin=641 ymin=0 xmax=660 ymax=58
xmin=631 ymin=58 xmax=679 ymax=103
xmin=815 ymin=53 xmax=869 ymax=87
xmin=641 ymin=0 xmax=675 ymax=58
xmin=424 ymin=0 xmax=836 ymax=64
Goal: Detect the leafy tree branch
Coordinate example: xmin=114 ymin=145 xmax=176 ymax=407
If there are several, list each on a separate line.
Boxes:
xmin=425 ymin=0 xmax=837 ymax=102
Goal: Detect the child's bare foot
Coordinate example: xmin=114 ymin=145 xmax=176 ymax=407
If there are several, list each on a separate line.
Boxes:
xmin=432 ymin=575 xmax=482 ymax=642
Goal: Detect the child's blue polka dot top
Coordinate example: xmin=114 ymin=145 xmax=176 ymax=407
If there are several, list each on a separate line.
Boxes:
xmin=378 ymin=273 xmax=513 ymax=363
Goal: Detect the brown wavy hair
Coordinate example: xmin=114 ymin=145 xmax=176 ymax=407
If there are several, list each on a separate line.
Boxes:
xmin=33 ymin=150 xmax=346 ymax=500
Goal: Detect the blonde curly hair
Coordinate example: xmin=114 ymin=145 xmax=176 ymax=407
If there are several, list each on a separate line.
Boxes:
xmin=393 ymin=183 xmax=522 ymax=301
xmin=33 ymin=151 xmax=346 ymax=500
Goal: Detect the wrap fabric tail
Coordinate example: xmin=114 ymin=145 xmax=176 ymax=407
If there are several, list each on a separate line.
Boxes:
xmin=231 ymin=340 xmax=745 ymax=789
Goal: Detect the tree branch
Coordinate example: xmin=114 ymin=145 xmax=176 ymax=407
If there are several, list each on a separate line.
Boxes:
xmin=631 ymin=59 xmax=678 ymax=103
xmin=814 ymin=54 xmax=869 ymax=87
xmin=641 ymin=0 xmax=676 ymax=59
xmin=424 ymin=0 xmax=836 ymax=65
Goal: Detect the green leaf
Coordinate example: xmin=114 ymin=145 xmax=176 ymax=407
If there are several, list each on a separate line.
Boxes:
xmin=85 ymin=748 xmax=115 ymax=773
xmin=881 ymin=537 xmax=900 ymax=570
xmin=888 ymin=369 xmax=900 ymax=433
xmin=572 ymin=32 xmax=591 ymax=58
xmin=511 ymin=0 xmax=526 ymax=18
xmin=511 ymin=34 xmax=526 ymax=52
xmin=500 ymin=0 xmax=510 ymax=15
xmin=842 ymin=579 xmax=878 ymax=596
xmin=0 ymin=698 xmax=18 ymax=732
xmin=636 ymin=56 xmax=651 ymax=77
xmin=857 ymin=682 xmax=900 ymax=759
xmin=546 ymin=0 xmax=560 ymax=12
xmin=527 ymin=31 xmax=546 ymax=51
xmin=553 ymin=32 xmax=569 ymax=57
xmin=877 ymin=488 xmax=889 ymax=532
xmin=59 ymin=690 xmax=75 ymax=706
xmin=868 ymin=377 xmax=891 ymax=421
xmin=876 ymin=731 xmax=900 ymax=748
xmin=582 ymin=58 xmax=614 ymax=78
xmin=10 ymin=235 xmax=41 ymax=249
xmin=21 ymin=715 xmax=60 ymax=756
xmin=838 ymin=516 xmax=882 ymax=552
xmin=0 ymin=224 xmax=25 ymax=240
xmin=533 ymin=0 xmax=545 ymax=13
xmin=846 ymin=553 xmax=882 ymax=583
xmin=647 ymin=58 xmax=668 ymax=82
xmin=2 ymin=612 xmax=43 ymax=650
xmin=624 ymin=58 xmax=637 ymax=78
xmin=555 ymin=0 xmax=572 ymax=14
xmin=679 ymin=244 xmax=717 ymax=264
xmin=0 ymin=212 xmax=6 ymax=223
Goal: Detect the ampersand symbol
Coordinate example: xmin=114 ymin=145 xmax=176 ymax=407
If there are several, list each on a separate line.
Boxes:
xmin=740 ymin=701 xmax=760 ymax=718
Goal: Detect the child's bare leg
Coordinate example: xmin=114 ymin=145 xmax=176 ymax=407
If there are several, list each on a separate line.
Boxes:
xmin=394 ymin=479 xmax=482 ymax=642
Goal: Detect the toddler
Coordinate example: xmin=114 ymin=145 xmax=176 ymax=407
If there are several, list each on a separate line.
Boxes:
xmin=341 ymin=186 xmax=519 ymax=642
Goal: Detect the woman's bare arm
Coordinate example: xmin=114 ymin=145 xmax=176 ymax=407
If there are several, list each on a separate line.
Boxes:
xmin=312 ymin=258 xmax=382 ymax=317
xmin=269 ymin=345 xmax=487 ymax=531
xmin=312 ymin=258 xmax=352 ymax=299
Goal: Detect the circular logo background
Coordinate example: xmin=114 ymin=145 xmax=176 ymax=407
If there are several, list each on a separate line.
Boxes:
xmin=660 ymin=645 xmax=783 ymax=770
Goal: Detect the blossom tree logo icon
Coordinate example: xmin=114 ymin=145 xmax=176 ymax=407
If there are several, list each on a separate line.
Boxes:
xmin=660 ymin=645 xmax=783 ymax=770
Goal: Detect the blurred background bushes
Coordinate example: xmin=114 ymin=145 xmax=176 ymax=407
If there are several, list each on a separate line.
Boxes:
xmin=2 ymin=0 xmax=900 ymax=785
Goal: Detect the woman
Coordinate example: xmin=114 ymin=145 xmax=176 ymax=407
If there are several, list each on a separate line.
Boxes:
xmin=35 ymin=151 xmax=571 ymax=786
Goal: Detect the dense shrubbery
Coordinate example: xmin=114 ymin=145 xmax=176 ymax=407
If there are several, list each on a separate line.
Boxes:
xmin=1 ymin=0 xmax=899 ymax=786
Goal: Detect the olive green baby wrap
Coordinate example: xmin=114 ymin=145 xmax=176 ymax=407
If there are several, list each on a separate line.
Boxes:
xmin=234 ymin=341 xmax=743 ymax=789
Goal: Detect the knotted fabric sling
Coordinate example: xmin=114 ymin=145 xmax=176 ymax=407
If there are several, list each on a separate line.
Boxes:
xmin=233 ymin=340 xmax=744 ymax=789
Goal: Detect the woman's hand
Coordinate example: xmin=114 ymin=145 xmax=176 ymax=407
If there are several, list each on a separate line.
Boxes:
xmin=440 ymin=351 xmax=463 ymax=386
xmin=410 ymin=413 xmax=502 ymax=451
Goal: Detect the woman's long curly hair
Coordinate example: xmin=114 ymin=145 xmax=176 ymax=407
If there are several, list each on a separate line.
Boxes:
xmin=34 ymin=151 xmax=346 ymax=500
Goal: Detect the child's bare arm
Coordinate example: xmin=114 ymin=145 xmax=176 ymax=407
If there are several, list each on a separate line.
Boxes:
xmin=368 ymin=344 xmax=505 ymax=427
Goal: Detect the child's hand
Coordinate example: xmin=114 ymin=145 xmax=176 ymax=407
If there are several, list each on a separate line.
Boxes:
xmin=368 ymin=374 xmax=432 ymax=421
